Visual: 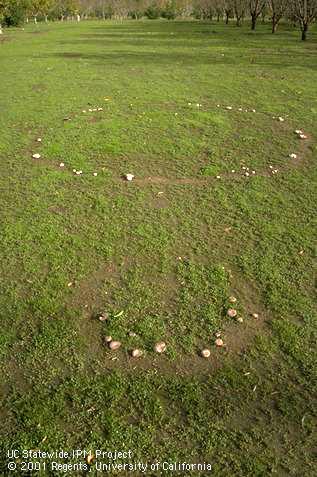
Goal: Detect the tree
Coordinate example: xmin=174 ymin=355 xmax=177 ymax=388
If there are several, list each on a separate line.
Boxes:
xmin=290 ymin=0 xmax=317 ymax=40
xmin=54 ymin=0 xmax=78 ymax=20
xmin=40 ymin=0 xmax=55 ymax=22
xmin=0 ymin=0 xmax=9 ymax=32
xmin=213 ymin=0 xmax=224 ymax=21
xmin=268 ymin=0 xmax=287 ymax=33
xmin=3 ymin=0 xmax=28 ymax=25
xmin=224 ymin=0 xmax=233 ymax=23
xmin=249 ymin=0 xmax=267 ymax=29
xmin=233 ymin=0 xmax=247 ymax=26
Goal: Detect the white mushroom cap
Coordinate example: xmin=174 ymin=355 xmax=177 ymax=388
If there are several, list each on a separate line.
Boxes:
xmin=109 ymin=340 xmax=121 ymax=350
xmin=131 ymin=349 xmax=143 ymax=358
xmin=227 ymin=308 xmax=237 ymax=318
xmin=201 ymin=349 xmax=211 ymax=358
xmin=154 ymin=341 xmax=166 ymax=353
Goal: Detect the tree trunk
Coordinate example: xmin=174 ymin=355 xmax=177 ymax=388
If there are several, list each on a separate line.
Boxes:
xmin=225 ymin=12 xmax=229 ymax=24
xmin=77 ymin=14 xmax=80 ymax=22
xmin=61 ymin=15 xmax=64 ymax=21
xmin=34 ymin=16 xmax=37 ymax=24
xmin=26 ymin=17 xmax=29 ymax=23
xmin=272 ymin=18 xmax=277 ymax=33
xmin=301 ymin=23 xmax=308 ymax=41
xmin=251 ymin=14 xmax=256 ymax=30
xmin=217 ymin=14 xmax=220 ymax=22
xmin=45 ymin=15 xmax=48 ymax=23
xmin=0 ymin=24 xmax=2 ymax=35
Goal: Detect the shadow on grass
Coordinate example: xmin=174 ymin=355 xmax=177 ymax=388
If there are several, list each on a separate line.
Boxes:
xmin=49 ymin=20 xmax=317 ymax=69
xmin=51 ymin=49 xmax=317 ymax=70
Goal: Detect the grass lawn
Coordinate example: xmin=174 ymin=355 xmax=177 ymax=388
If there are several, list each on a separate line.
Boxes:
xmin=0 ymin=18 xmax=316 ymax=476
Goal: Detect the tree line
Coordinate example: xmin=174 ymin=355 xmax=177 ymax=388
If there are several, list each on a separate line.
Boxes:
xmin=1 ymin=0 xmax=317 ymax=40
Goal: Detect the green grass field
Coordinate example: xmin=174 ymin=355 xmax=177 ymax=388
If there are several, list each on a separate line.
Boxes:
xmin=0 ymin=18 xmax=316 ymax=476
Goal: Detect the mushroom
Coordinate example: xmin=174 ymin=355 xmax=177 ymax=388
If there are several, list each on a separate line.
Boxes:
xmin=289 ymin=153 xmax=297 ymax=159
xmin=125 ymin=174 xmax=134 ymax=181
xmin=252 ymin=313 xmax=259 ymax=319
xmin=105 ymin=336 xmax=112 ymax=343
xmin=237 ymin=317 xmax=244 ymax=323
xmin=201 ymin=349 xmax=211 ymax=358
xmin=32 ymin=153 xmax=41 ymax=159
xmin=154 ymin=341 xmax=166 ymax=353
xmin=59 ymin=162 xmax=65 ymax=168
xmin=93 ymin=172 xmax=98 ymax=176
xmin=229 ymin=296 xmax=237 ymax=303
xmin=227 ymin=308 xmax=237 ymax=318
xmin=131 ymin=349 xmax=143 ymax=358
xmin=109 ymin=340 xmax=121 ymax=350
xmin=215 ymin=338 xmax=224 ymax=347
xmin=98 ymin=312 xmax=108 ymax=322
